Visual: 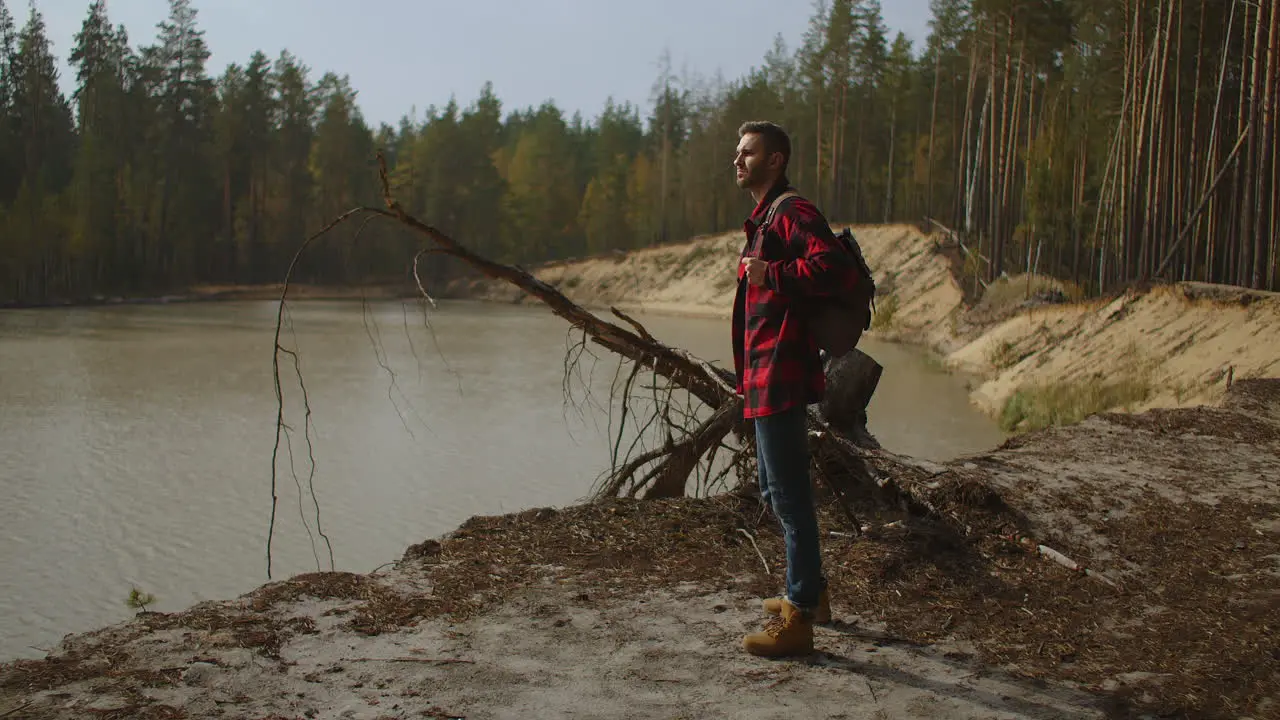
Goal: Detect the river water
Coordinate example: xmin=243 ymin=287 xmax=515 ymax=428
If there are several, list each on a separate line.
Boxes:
xmin=0 ymin=300 xmax=1004 ymax=660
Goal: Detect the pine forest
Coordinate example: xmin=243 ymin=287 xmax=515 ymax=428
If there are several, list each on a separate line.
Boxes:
xmin=1 ymin=0 xmax=1277 ymax=305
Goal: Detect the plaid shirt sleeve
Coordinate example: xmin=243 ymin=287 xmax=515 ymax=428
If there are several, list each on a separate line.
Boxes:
xmin=732 ymin=187 xmax=853 ymax=419
xmin=762 ymin=199 xmax=856 ymax=299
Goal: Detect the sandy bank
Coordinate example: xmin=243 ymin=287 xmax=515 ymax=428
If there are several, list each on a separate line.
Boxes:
xmin=449 ymin=224 xmax=1280 ymax=427
xmin=949 ymin=282 xmax=1280 ymax=419
xmin=1 ymin=284 xmax=414 ymax=310
xmin=3 ymin=379 xmax=1277 ymax=719
xmin=446 ymin=224 xmax=953 ymax=328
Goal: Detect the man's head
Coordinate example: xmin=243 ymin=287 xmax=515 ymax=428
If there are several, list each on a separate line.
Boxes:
xmin=734 ymin=121 xmax=791 ymax=194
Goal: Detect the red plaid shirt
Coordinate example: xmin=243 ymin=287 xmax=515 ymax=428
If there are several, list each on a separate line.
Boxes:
xmin=732 ymin=180 xmax=858 ymax=419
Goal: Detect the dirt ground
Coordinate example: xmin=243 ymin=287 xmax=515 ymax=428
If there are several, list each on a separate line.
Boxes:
xmin=0 ymin=580 xmax=1111 ymax=720
xmin=3 ymin=380 xmax=1276 ymax=719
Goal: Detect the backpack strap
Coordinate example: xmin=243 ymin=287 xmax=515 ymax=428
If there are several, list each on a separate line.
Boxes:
xmin=749 ymin=190 xmax=799 ymax=255
xmin=762 ymin=190 xmax=799 ymax=230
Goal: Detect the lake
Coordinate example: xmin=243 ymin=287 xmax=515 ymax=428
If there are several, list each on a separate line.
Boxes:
xmin=0 ymin=300 xmax=1005 ymax=660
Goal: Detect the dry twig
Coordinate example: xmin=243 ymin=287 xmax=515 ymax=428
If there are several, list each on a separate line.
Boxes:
xmin=737 ymin=528 xmax=771 ymax=575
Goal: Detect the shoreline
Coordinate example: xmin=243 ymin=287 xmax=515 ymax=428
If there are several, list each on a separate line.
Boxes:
xmin=446 ymin=223 xmax=1280 ymax=429
xmin=3 ymin=225 xmax=1277 ymax=717
xmin=3 ymin=379 xmax=1277 ymax=718
xmin=0 ymin=283 xmax=418 ymax=310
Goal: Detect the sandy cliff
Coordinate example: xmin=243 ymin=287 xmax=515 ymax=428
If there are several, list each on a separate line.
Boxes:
xmin=450 ymin=224 xmax=1280 ymax=427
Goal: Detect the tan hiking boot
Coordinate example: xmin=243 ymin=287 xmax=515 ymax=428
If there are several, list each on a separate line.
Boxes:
xmin=743 ymin=598 xmax=814 ymax=657
xmin=762 ymin=587 xmax=831 ymax=623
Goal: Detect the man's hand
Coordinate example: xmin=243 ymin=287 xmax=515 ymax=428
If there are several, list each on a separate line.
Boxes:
xmin=742 ymin=257 xmax=768 ymax=287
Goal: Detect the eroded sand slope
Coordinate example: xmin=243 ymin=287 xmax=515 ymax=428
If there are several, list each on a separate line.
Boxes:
xmin=451 ymin=224 xmax=1280 ymax=421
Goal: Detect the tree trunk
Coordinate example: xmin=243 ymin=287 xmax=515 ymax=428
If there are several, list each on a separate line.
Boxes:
xmin=1072 ymin=126 xmax=1084 ymax=289
xmin=1005 ymin=49 xmax=1027 ymax=276
xmin=1269 ymin=0 xmax=1280 ymax=290
xmin=1230 ymin=4 xmax=1252 ymax=285
xmin=1241 ymin=2 xmax=1265 ymax=288
xmin=885 ymin=102 xmax=896 ymax=223
xmin=816 ymin=349 xmax=884 ymax=444
xmin=926 ymin=49 xmax=941 ymax=219
xmin=1185 ymin=0 xmax=1206 ymax=281
xmin=992 ymin=24 xmax=1012 ymax=280
xmin=1252 ymin=0 xmax=1277 ymax=289
xmin=1139 ymin=0 xmax=1175 ymax=280
xmin=1166 ymin=0 xmax=1185 ymax=279
xmin=958 ymin=41 xmax=980 ymax=231
xmin=1203 ymin=0 xmax=1238 ymax=283
xmin=1130 ymin=1 xmax=1157 ymax=283
xmin=815 ymin=99 xmax=824 ymax=205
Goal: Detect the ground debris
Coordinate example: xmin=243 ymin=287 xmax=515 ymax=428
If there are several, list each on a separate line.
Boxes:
xmin=3 ymin=385 xmax=1277 ymax=719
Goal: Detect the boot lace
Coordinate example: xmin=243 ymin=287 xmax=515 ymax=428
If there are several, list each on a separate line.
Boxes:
xmin=763 ymin=615 xmax=790 ymax=638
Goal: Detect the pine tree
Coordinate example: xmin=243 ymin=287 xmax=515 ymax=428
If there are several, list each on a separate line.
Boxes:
xmin=0 ymin=0 xmax=19 ymax=205
xmin=12 ymin=5 xmax=73 ymax=193
xmin=456 ymin=83 xmax=507 ymax=260
xmin=309 ymin=72 xmax=374 ymax=282
xmin=504 ymin=102 xmax=579 ymax=262
xmin=69 ymin=0 xmax=131 ymax=285
xmin=148 ymin=0 xmax=215 ymax=283
xmin=2 ymin=0 xmax=1277 ymax=303
xmin=6 ymin=5 xmax=74 ymax=301
xmin=268 ymin=50 xmax=315 ymax=276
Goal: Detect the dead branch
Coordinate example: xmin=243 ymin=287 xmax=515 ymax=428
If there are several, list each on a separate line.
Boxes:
xmin=1010 ymin=535 xmax=1121 ymax=589
xmin=268 ymin=211 xmax=365 ymax=578
xmin=346 ymin=657 xmax=476 ymax=665
xmin=371 ymin=153 xmax=729 ymax=411
xmin=737 ymin=529 xmax=771 ymax=575
xmin=1 ymin=702 xmax=33 ymax=718
xmin=611 ymin=354 xmax=647 ymax=473
xmin=370 ymin=152 xmax=746 ymax=501
xmin=266 ymin=151 xmax=891 ymax=574
xmin=645 ymin=399 xmax=742 ymax=499
xmin=411 ymin=248 xmax=440 ymax=309
xmin=611 ymin=306 xmax=656 ymax=342
xmin=810 ymin=445 xmax=865 ymax=535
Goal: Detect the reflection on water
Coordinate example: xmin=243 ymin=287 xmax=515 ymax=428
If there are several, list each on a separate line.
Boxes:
xmin=0 ymin=300 xmax=1003 ymax=659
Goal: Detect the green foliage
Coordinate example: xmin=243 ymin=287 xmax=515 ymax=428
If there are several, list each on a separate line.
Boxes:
xmin=125 ymin=586 xmax=156 ymax=613
xmin=999 ymin=376 xmax=1153 ymax=433
xmin=920 ymin=351 xmax=949 ymax=374
xmin=0 ymin=0 xmax=1275 ymax=304
xmin=871 ymin=294 xmax=899 ymax=330
xmin=986 ymin=340 xmax=1021 ymax=370
xmin=974 ymin=274 xmax=1082 ymax=320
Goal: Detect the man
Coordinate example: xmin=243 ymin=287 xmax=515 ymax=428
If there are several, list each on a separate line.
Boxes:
xmin=731 ymin=120 xmax=856 ymax=657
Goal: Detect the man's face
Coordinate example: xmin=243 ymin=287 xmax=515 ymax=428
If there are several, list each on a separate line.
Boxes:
xmin=734 ymin=133 xmax=779 ymax=191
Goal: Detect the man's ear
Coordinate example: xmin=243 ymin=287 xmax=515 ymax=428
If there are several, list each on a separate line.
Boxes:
xmin=769 ymin=152 xmax=784 ymax=172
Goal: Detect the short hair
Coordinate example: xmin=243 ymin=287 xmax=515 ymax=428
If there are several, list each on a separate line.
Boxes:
xmin=738 ymin=121 xmax=791 ymax=171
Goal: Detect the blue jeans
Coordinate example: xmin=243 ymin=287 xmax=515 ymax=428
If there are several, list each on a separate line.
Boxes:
xmin=755 ymin=405 xmax=826 ymax=612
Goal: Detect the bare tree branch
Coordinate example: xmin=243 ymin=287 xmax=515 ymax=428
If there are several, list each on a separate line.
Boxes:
xmin=269 ymin=208 xmax=369 ymax=578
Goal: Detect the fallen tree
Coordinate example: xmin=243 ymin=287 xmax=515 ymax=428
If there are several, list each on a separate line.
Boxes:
xmin=12 ymin=158 xmax=1279 ymax=720
xmin=265 ymin=152 xmax=1083 ymax=585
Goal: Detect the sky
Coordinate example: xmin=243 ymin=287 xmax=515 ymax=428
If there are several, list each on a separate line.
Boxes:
xmin=38 ymin=0 xmax=934 ymax=128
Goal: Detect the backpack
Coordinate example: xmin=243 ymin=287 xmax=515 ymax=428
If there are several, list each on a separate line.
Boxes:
xmin=760 ymin=191 xmax=877 ymax=358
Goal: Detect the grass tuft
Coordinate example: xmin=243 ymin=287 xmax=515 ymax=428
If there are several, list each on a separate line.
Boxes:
xmin=999 ymin=376 xmax=1152 ymax=433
